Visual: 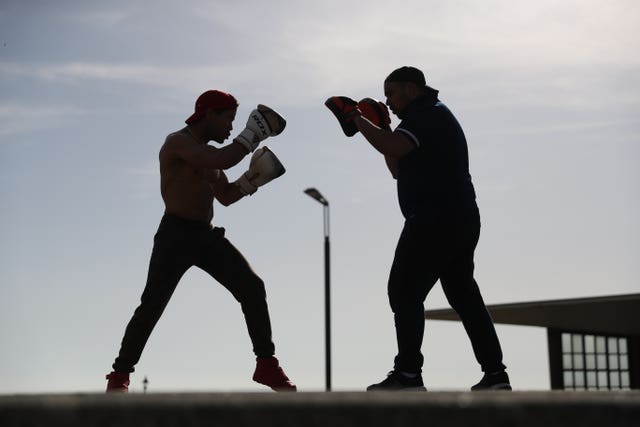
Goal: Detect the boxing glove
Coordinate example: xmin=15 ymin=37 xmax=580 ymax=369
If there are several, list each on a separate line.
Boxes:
xmin=324 ymin=96 xmax=361 ymax=137
xmin=234 ymin=147 xmax=286 ymax=196
xmin=358 ymin=98 xmax=391 ymax=131
xmin=235 ymin=104 xmax=287 ymax=153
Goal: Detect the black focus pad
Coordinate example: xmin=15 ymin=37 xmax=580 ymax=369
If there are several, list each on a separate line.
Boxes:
xmin=358 ymin=98 xmax=391 ymax=131
xmin=324 ymin=96 xmax=359 ymax=137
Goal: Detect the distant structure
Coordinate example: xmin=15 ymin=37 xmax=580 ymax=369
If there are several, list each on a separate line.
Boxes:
xmin=143 ymin=376 xmax=149 ymax=393
xmin=425 ymin=293 xmax=639 ymax=390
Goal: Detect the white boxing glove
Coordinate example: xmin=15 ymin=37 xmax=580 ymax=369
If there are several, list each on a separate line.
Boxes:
xmin=234 ymin=104 xmax=287 ymax=153
xmin=234 ymin=147 xmax=286 ymax=196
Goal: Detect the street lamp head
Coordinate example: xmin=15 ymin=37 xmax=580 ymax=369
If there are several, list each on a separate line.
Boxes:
xmin=304 ymin=188 xmax=328 ymax=206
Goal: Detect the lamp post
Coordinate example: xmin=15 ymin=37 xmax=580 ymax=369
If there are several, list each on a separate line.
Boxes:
xmin=304 ymin=187 xmax=331 ymax=391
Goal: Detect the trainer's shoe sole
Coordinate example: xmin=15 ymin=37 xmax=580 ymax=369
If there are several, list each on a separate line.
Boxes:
xmin=472 ymin=382 xmax=512 ymax=391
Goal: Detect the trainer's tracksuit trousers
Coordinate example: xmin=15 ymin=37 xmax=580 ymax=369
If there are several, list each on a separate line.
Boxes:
xmin=388 ymin=202 xmax=506 ymax=375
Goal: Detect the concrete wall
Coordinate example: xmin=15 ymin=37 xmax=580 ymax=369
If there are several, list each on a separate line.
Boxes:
xmin=1 ymin=391 xmax=639 ymax=427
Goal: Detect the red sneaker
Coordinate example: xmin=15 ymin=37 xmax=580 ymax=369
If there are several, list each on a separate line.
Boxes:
xmin=106 ymin=372 xmax=130 ymax=392
xmin=252 ymin=357 xmax=297 ymax=392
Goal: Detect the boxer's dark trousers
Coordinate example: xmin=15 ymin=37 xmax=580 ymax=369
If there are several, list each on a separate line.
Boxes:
xmin=113 ymin=214 xmax=275 ymax=373
xmin=388 ymin=202 xmax=506 ymax=374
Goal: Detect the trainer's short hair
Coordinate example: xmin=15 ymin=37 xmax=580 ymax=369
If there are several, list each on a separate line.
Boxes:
xmin=385 ymin=66 xmax=427 ymax=88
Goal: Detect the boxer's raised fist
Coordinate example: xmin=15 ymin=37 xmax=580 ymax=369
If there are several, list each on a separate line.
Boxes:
xmin=234 ymin=147 xmax=286 ymax=196
xmin=235 ymin=105 xmax=286 ymax=153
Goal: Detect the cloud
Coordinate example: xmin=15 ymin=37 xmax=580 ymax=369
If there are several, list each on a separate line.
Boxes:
xmin=0 ymin=102 xmax=85 ymax=138
xmin=1 ymin=61 xmax=191 ymax=86
xmin=1 ymin=0 xmax=638 ymax=136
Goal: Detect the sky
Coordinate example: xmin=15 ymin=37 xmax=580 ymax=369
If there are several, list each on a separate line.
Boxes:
xmin=0 ymin=0 xmax=638 ymax=394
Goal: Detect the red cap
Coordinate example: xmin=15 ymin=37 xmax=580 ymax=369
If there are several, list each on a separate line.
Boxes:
xmin=185 ymin=90 xmax=238 ymax=124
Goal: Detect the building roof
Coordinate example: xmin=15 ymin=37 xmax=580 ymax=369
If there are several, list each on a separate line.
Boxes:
xmin=425 ymin=293 xmax=640 ymax=336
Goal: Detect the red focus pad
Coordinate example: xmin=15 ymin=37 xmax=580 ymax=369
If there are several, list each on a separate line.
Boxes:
xmin=358 ymin=98 xmax=391 ymax=131
xmin=324 ymin=96 xmax=360 ymax=137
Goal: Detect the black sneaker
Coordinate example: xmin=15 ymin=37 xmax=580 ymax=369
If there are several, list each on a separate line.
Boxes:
xmin=471 ymin=371 xmax=512 ymax=391
xmin=367 ymin=371 xmax=427 ymax=391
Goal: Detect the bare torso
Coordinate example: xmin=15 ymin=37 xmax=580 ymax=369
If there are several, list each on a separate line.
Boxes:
xmin=159 ymin=128 xmax=222 ymax=223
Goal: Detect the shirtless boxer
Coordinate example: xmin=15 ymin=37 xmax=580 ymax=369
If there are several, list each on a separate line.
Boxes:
xmin=105 ymin=90 xmax=296 ymax=392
